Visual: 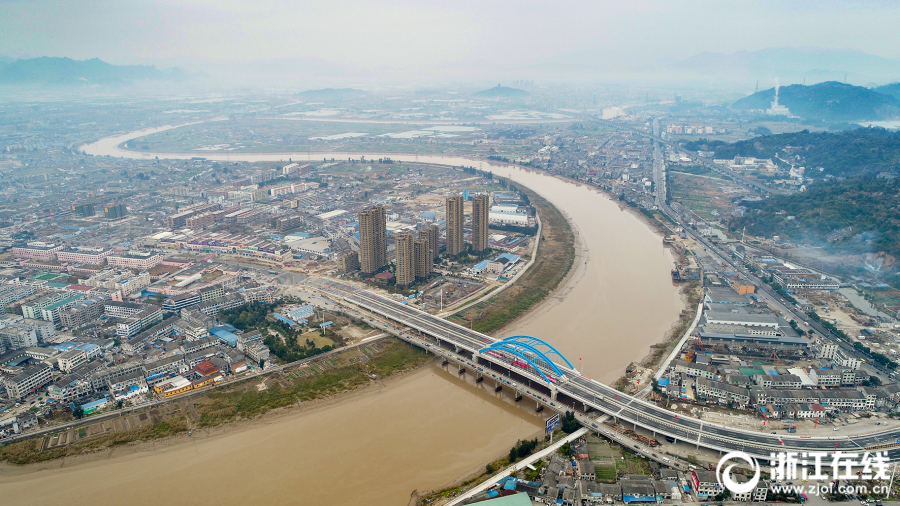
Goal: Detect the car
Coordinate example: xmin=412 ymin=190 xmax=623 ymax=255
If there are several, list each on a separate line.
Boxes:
xmin=833 ymin=427 xmax=840 ymax=431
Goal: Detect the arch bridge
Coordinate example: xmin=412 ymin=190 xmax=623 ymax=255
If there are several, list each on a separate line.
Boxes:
xmin=477 ymin=335 xmax=573 ymax=383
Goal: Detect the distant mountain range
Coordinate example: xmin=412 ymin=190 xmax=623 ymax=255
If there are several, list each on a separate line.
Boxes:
xmin=731 ymin=81 xmax=900 ymax=121
xmin=474 ymin=85 xmax=528 ymax=98
xmin=295 ymin=88 xmax=367 ymax=101
xmin=675 ymin=47 xmax=900 ymax=84
xmin=0 ymin=57 xmax=187 ymax=86
xmin=875 ymin=83 xmax=900 ymax=100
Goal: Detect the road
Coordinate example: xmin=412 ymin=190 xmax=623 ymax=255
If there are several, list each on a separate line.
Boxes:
xmin=640 ymin=117 xmax=891 ymax=379
xmin=597 ymin=115 xmax=782 ymax=196
xmin=322 ymin=285 xmax=900 ymax=461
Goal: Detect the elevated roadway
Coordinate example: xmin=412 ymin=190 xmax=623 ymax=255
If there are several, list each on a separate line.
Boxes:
xmin=337 ymin=288 xmax=900 ymax=461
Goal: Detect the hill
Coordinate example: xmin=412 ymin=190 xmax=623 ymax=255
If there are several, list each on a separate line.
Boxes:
xmin=692 ymin=128 xmax=900 ymax=178
xmin=474 ymin=85 xmax=529 ymax=98
xmin=0 ymin=57 xmax=186 ymax=86
xmin=730 ymin=178 xmax=900 ymax=262
xmin=295 ymin=88 xmax=366 ymax=101
xmin=875 ymin=83 xmax=900 ymax=100
xmin=732 ymin=81 xmax=900 ymax=121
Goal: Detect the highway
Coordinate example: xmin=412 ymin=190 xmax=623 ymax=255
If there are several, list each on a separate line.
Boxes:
xmin=331 ymin=287 xmax=900 ymax=461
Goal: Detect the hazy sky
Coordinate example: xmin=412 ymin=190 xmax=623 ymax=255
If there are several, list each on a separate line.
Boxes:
xmin=3 ymin=0 xmax=900 ymax=65
xmin=2 ymin=0 xmax=900 ymax=84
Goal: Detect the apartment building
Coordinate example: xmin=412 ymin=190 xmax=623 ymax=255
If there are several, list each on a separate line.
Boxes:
xmin=106 ymin=251 xmax=163 ymax=270
xmin=445 ymin=195 xmax=464 ymax=256
xmin=5 ymin=364 xmax=53 ymax=399
xmin=10 ymin=242 xmax=63 ymax=260
xmin=394 ymin=231 xmax=416 ymax=286
xmin=471 ymin=194 xmax=490 ymax=253
xmin=414 ymin=238 xmax=432 ymax=280
xmin=358 ymin=205 xmax=387 ymax=274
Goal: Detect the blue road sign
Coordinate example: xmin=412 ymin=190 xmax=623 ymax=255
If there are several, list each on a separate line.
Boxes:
xmin=546 ymin=413 xmax=560 ymax=434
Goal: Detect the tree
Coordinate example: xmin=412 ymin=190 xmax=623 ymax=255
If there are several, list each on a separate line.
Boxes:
xmin=73 ymin=406 xmax=85 ymax=419
xmin=561 ymin=411 xmax=580 ymax=433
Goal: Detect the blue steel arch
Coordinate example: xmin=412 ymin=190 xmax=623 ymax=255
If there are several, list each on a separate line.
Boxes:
xmin=501 ymin=335 xmax=574 ymax=370
xmin=479 ymin=339 xmax=571 ymax=382
xmin=483 ymin=341 xmax=563 ymax=377
xmin=479 ymin=345 xmax=553 ymax=383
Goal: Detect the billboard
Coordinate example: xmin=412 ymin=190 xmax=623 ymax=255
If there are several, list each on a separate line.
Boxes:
xmin=546 ymin=413 xmax=560 ymax=434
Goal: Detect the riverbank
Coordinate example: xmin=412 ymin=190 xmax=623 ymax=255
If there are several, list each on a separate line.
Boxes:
xmin=1 ymin=360 xmax=544 ymax=506
xmin=0 ymin=339 xmax=431 ymax=467
xmin=451 ymin=181 xmax=576 ymax=335
xmin=73 ymin=129 xmax=686 ymax=505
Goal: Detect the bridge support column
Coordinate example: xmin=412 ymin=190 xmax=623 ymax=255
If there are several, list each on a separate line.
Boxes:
xmin=550 ymin=387 xmax=558 ymax=401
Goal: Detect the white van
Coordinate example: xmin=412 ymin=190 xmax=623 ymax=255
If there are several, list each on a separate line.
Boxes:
xmin=663 ymin=458 xmax=671 ymax=463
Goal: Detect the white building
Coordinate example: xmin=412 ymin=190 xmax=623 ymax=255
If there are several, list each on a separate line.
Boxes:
xmin=106 ymin=251 xmax=163 ymax=270
xmin=57 ymin=349 xmax=88 ymax=373
xmin=56 ymin=247 xmax=112 ymax=265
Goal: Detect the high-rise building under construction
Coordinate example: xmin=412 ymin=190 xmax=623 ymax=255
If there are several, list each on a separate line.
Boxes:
xmin=445 ymin=195 xmax=464 ymax=256
xmin=358 ymin=205 xmax=387 ymax=274
xmin=471 ymin=194 xmax=490 ymax=253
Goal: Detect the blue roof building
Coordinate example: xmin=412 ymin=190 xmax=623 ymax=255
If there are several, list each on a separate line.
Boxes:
xmin=210 ymin=325 xmax=240 ymax=347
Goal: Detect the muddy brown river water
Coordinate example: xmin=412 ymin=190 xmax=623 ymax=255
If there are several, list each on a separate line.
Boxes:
xmin=0 ymin=131 xmax=684 ymax=506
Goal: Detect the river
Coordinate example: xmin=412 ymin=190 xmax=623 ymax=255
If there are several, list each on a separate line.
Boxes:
xmin=3 ymin=127 xmax=684 ymax=505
